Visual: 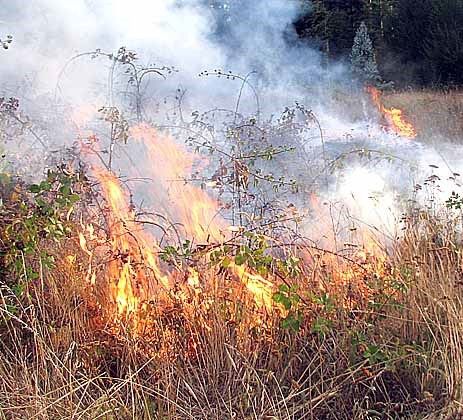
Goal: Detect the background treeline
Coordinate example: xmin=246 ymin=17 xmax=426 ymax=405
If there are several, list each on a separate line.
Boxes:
xmin=208 ymin=0 xmax=463 ymax=88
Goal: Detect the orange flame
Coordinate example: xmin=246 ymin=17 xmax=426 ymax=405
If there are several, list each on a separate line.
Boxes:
xmin=93 ymin=170 xmax=170 ymax=327
xmin=78 ymin=126 xmax=280 ymax=333
xmin=229 ymin=262 xmax=275 ymax=309
xmin=130 ymin=124 xmax=226 ymax=243
xmin=78 ymin=124 xmax=393 ymax=336
xmin=367 ymin=86 xmax=417 ymax=138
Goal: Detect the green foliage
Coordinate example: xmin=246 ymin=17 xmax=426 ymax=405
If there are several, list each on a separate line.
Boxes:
xmin=273 ymin=284 xmax=299 ymax=310
xmin=296 ymin=0 xmax=463 ymax=87
xmin=297 ymin=0 xmax=366 ymax=56
xmin=312 ymin=292 xmax=335 ymax=312
xmin=382 ymin=0 xmax=463 ymax=85
xmin=424 ymin=0 xmax=463 ymax=84
xmin=311 ymin=316 xmax=333 ymax=337
xmin=310 ymin=293 xmax=335 ymax=337
xmin=160 ymin=240 xmax=193 ymax=265
xmin=277 ymin=256 xmax=301 ymax=278
xmin=363 ymin=344 xmax=388 ymax=365
xmin=201 ymin=231 xmax=306 ymax=332
xmin=446 ymin=191 xmax=463 ymax=210
xmin=273 ymin=284 xmax=303 ymax=332
xmin=0 ymin=169 xmax=81 ymax=302
xmin=234 ymin=234 xmax=275 ymax=276
xmin=350 ymin=331 xmax=390 ymax=369
xmin=281 ymin=313 xmax=303 ymax=331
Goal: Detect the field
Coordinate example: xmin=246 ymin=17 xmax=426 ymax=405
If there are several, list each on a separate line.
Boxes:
xmin=0 ymin=85 xmax=462 ymax=420
xmin=384 ymin=90 xmax=463 ymax=143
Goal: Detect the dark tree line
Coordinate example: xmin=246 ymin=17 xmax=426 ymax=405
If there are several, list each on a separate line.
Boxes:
xmin=206 ymin=0 xmax=463 ymax=87
xmin=298 ymin=0 xmax=463 ymax=87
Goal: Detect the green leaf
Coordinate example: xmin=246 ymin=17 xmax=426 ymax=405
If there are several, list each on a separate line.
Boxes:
xmin=312 ymin=317 xmax=333 ymax=337
xmin=257 ymin=265 xmax=268 ymax=277
xmin=39 ymin=181 xmax=52 ymax=191
xmin=363 ymin=344 xmax=387 ymax=365
xmin=291 ymin=294 xmax=300 ymax=304
xmin=12 ymin=283 xmax=25 ymax=297
xmin=69 ymin=194 xmax=80 ymax=204
xmin=281 ymin=314 xmax=301 ymax=332
xmin=209 ymin=250 xmax=220 ymax=263
xmin=5 ymin=304 xmax=18 ymax=316
xmin=59 ymin=185 xmax=71 ymax=195
xmin=235 ymin=253 xmax=247 ymax=266
xmin=29 ymin=184 xmax=41 ymax=193
xmin=278 ymin=284 xmax=290 ymax=293
xmin=272 ymin=292 xmax=291 ymax=310
xmin=221 ymin=256 xmax=231 ymax=268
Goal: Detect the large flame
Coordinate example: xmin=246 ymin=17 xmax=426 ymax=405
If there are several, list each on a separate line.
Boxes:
xmin=76 ymin=122 xmax=394 ymax=336
xmin=130 ymin=124 xmax=226 ymax=243
xmin=367 ymin=86 xmax=417 ymax=138
xmin=79 ymin=125 xmax=281 ymax=333
xmin=93 ymin=169 xmax=170 ymax=328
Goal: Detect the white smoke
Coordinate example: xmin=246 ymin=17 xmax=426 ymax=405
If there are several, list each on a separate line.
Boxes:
xmin=1 ymin=0 xmax=462 ymax=248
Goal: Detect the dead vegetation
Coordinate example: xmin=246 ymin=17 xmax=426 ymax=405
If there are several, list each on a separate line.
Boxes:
xmin=1 ymin=45 xmax=463 ymax=418
xmin=383 ymin=90 xmax=463 ymax=143
xmin=0 ymin=148 xmax=463 ymax=419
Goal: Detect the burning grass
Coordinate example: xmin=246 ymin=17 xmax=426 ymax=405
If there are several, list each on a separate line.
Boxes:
xmin=1 ymin=45 xmax=462 ymax=416
xmin=383 ymin=89 xmax=463 ymax=143
xmin=1 ymin=127 xmax=463 ymax=418
xmin=367 ymin=86 xmax=417 ymax=139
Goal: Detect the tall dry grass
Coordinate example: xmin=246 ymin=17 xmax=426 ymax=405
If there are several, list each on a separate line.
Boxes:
xmin=1 ymin=88 xmax=463 ymax=419
xmin=383 ymin=90 xmax=463 ymax=143
xmin=0 ymin=202 xmax=462 ymax=419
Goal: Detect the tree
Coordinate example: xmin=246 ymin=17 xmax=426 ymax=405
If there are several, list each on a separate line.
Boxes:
xmin=386 ymin=0 xmax=431 ymax=62
xmin=295 ymin=1 xmax=331 ymax=55
xmin=350 ymin=21 xmax=381 ymax=84
xmin=424 ymin=0 xmax=463 ymax=84
xmin=296 ymin=0 xmax=367 ymax=57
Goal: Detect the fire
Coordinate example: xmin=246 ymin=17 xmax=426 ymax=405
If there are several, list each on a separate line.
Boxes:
xmin=93 ymin=169 xmax=171 ymax=327
xmin=130 ymin=124 xmax=226 ymax=243
xmin=127 ymin=125 xmax=278 ymax=310
xmin=229 ymin=262 xmax=275 ymax=309
xmin=303 ymin=191 xmax=391 ymax=311
xmin=385 ymin=107 xmax=417 ymax=138
xmin=78 ymin=125 xmax=281 ymax=333
xmin=76 ymin=123 xmax=395 ymax=336
xmin=367 ymin=86 xmax=417 ymax=138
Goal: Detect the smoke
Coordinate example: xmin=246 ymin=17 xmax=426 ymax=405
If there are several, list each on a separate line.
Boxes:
xmin=0 ymin=0 xmax=348 ymax=117
xmin=1 ymin=1 xmax=222 ymax=104
xmin=1 ymin=0 xmax=462 ymax=248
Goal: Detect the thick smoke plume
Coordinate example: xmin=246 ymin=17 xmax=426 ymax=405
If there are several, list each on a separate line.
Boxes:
xmin=1 ymin=0 xmax=461 ymax=249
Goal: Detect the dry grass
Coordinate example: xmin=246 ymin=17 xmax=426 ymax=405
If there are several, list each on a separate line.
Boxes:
xmin=0 ymin=202 xmax=463 ymax=419
xmin=383 ymin=90 xmax=463 ymax=143
xmin=1 ymin=88 xmax=463 ymax=418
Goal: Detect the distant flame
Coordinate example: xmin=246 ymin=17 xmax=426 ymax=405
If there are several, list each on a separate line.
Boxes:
xmin=367 ymin=86 xmax=417 ymax=138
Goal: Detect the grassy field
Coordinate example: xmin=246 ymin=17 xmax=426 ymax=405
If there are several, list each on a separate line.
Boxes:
xmin=0 ymin=90 xmax=463 ymax=419
xmin=384 ymin=90 xmax=463 ymax=142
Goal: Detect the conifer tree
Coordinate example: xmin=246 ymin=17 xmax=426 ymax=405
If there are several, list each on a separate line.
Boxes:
xmin=350 ymin=21 xmax=381 ymax=84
